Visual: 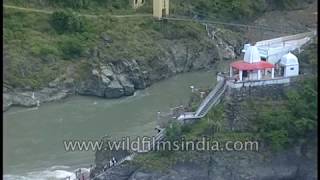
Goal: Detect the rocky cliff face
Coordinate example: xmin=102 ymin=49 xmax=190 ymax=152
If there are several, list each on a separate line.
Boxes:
xmin=93 ymin=143 xmax=316 ymax=180
xmin=3 ymin=35 xmax=239 ymax=111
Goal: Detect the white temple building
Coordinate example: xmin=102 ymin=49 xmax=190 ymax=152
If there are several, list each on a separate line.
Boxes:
xmin=226 ymin=44 xmax=300 ymax=89
xmin=230 ymin=45 xmax=275 ymax=82
xmin=279 ymin=52 xmax=299 ymax=77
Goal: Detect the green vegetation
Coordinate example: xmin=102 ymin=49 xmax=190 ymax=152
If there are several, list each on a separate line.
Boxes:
xmin=5 ymin=0 xmax=303 ymax=88
xmin=3 ymin=3 xmax=209 ymax=88
xmin=5 ymin=0 xmax=131 ymax=14
xmin=270 ymin=0 xmax=315 ymax=10
xmin=298 ymin=41 xmax=318 ymax=74
xmin=133 ymin=151 xmax=176 ymax=171
xmin=250 ymin=42 xmax=318 ymax=151
xmin=49 ymin=10 xmax=87 ymax=34
xmin=253 ymin=77 xmax=317 ymax=150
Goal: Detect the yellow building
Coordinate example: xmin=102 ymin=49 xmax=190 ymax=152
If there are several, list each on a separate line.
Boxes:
xmin=153 ymin=0 xmax=169 ymax=19
xmin=131 ymin=0 xmax=145 ymax=9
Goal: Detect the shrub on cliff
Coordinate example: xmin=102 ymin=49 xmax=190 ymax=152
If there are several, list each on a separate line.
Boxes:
xmin=49 ymin=10 xmax=86 ymax=34
xmin=59 ymin=38 xmax=85 ymax=59
xmin=254 ymin=77 xmax=317 ymax=151
xmin=174 ymin=0 xmax=267 ymax=21
xmin=268 ymin=0 xmax=315 ymax=10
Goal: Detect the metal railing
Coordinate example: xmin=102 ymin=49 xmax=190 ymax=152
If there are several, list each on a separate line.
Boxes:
xmin=196 ymin=80 xmax=227 ymax=118
xmin=195 ymin=78 xmax=226 ymax=117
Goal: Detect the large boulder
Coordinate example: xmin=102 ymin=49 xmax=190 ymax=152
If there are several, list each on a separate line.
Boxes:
xmin=76 ymin=65 xmax=131 ymax=98
xmin=114 ymin=60 xmax=147 ymax=89
xmin=100 ymin=65 xmax=114 ymax=80
xmin=117 ymin=75 xmax=135 ymax=96
xmin=104 ymin=80 xmax=124 ymax=98
xmin=76 ymin=67 xmax=113 ymax=97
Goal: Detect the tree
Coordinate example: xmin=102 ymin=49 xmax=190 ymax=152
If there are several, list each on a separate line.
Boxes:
xmin=59 ymin=38 xmax=85 ymax=59
xmin=252 ymin=76 xmax=317 ymax=151
xmin=49 ymin=10 xmax=86 ymax=34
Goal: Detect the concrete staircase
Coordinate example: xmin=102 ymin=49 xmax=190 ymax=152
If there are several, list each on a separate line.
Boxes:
xmin=178 ymin=78 xmax=227 ymax=121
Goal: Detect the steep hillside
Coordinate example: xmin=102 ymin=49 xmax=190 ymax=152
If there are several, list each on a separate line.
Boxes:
xmin=3 ymin=0 xmax=317 ymax=111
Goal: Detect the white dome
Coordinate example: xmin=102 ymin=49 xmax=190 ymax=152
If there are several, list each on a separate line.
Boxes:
xmin=244 ymin=45 xmax=261 ymax=63
xmin=280 ymin=52 xmax=298 ymax=65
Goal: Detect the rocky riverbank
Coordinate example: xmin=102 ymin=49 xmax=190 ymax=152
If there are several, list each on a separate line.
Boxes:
xmin=3 ymin=31 xmax=240 ymax=112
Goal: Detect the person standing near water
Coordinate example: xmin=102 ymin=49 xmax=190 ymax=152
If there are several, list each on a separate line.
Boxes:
xmin=112 ymin=157 xmax=117 ymax=165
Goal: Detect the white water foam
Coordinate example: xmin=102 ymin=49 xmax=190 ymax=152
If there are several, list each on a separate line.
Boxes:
xmin=2 ymin=166 xmax=92 ymax=180
xmin=4 ymin=107 xmax=38 ymax=116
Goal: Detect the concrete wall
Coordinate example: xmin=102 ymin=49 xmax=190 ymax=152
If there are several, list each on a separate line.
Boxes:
xmin=284 ymin=65 xmax=299 ymax=77
xmin=227 ymin=77 xmax=291 ymax=89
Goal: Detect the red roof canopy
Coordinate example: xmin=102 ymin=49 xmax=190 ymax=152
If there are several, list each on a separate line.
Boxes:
xmin=231 ymin=60 xmax=274 ymax=71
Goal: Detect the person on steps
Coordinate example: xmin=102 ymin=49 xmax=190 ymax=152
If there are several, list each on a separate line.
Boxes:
xmin=112 ymin=157 xmax=117 ymax=164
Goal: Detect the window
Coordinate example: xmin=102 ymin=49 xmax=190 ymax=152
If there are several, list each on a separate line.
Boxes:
xmin=261 ymin=57 xmax=267 ymax=61
xmin=290 ymin=67 xmax=294 ymax=70
xmin=135 ymin=0 xmax=138 ymax=5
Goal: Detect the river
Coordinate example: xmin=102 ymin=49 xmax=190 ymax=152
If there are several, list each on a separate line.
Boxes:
xmin=3 ymin=64 xmax=227 ymax=180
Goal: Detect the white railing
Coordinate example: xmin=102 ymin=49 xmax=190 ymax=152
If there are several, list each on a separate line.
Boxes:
xmin=194 ymin=78 xmax=225 ymax=116
xmin=227 ymin=77 xmax=291 ymax=89
xmin=196 ymin=81 xmax=227 ymax=118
